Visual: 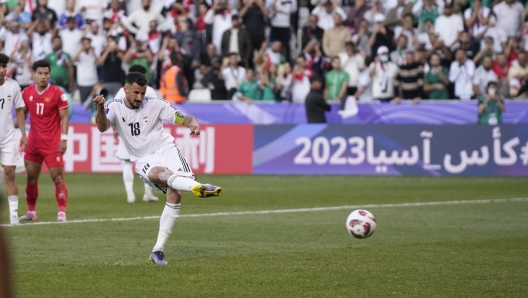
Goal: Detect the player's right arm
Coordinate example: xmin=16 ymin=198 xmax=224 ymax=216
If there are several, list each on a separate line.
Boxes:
xmin=94 ymin=95 xmax=112 ymax=132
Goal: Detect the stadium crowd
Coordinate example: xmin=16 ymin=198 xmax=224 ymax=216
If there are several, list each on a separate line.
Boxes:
xmin=0 ymin=0 xmax=527 ymax=105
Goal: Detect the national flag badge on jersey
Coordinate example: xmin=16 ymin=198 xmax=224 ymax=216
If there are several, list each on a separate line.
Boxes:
xmin=7 ymin=94 xmax=12 ymax=100
xmin=142 ymin=115 xmax=148 ymax=122
xmin=44 ymin=97 xmax=51 ymax=102
xmin=61 ymin=94 xmax=68 ymax=101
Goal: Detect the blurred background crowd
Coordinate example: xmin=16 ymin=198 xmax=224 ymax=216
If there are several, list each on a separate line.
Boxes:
xmin=0 ymin=0 xmax=527 ymax=105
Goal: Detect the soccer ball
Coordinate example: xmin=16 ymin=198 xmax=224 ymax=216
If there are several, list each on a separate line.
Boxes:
xmin=346 ymin=210 xmax=377 ymax=239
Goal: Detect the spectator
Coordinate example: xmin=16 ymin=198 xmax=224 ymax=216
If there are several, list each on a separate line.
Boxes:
xmin=5 ymin=0 xmax=32 ymax=32
xmin=385 ymin=0 xmax=412 ymax=31
xmin=413 ymin=0 xmax=443 ymax=25
xmin=288 ymin=55 xmax=314 ymax=103
xmin=367 ymin=14 xmax=394 ymax=59
xmin=451 ymin=31 xmax=478 ymax=61
xmin=172 ymin=17 xmax=195 ymax=56
xmin=47 ymin=0 xmax=65 ymax=17
xmin=103 ymin=0 xmax=127 ymax=31
xmin=235 ymin=68 xmax=260 ymax=103
xmin=123 ymin=0 xmax=164 ymax=35
xmin=269 ymin=0 xmax=292 ymax=60
xmin=124 ymin=35 xmax=154 ymax=85
xmin=160 ymin=51 xmax=186 ymax=103
xmin=464 ymin=0 xmax=489 ymax=42
xmin=0 ymin=22 xmax=28 ymax=56
xmin=492 ymin=52 xmax=510 ymax=97
xmin=423 ymin=53 xmax=450 ymax=100
xmin=201 ymin=43 xmax=217 ymax=67
xmin=338 ymin=41 xmax=365 ymax=98
xmin=59 ymin=17 xmax=83 ymax=57
xmin=201 ymin=56 xmax=227 ymax=100
xmin=351 ymin=19 xmax=371 ymax=59
xmin=393 ymin=13 xmax=416 ymax=51
xmin=26 ymin=19 xmax=53 ymax=61
xmin=220 ymin=52 xmax=246 ymax=99
xmin=97 ymin=35 xmax=125 ymax=97
xmin=73 ymin=37 xmax=98 ymax=103
xmin=368 ymin=46 xmax=398 ymax=102
xmin=301 ymin=14 xmax=324 ymax=50
xmin=434 ymin=3 xmax=463 ymax=48
xmin=508 ymin=52 xmax=528 ymax=98
xmin=493 ymin=0 xmax=524 ymax=37
xmin=476 ymin=12 xmax=506 ymax=54
xmin=145 ymin=20 xmax=162 ymax=58
xmin=363 ymin=0 xmax=385 ymax=32
xmin=58 ymin=0 xmax=86 ymax=30
xmin=415 ymin=18 xmax=435 ymax=49
xmin=205 ymin=0 xmax=237 ymax=55
xmin=472 ymin=56 xmax=497 ymax=98
xmin=302 ymin=41 xmax=327 ymax=78
xmin=45 ymin=35 xmax=73 ymax=91
xmin=221 ymin=15 xmax=252 ymax=68
xmin=261 ymin=63 xmax=281 ymax=101
xmin=311 ymin=0 xmax=347 ymax=31
xmin=478 ymin=81 xmax=505 ymax=125
xmin=346 ymin=0 xmax=371 ymax=31
xmin=425 ymin=32 xmax=452 ymax=67
xmin=31 ymin=0 xmax=57 ymax=28
xmin=10 ymin=39 xmax=33 ymax=88
xmin=76 ymin=0 xmax=107 ymax=23
xmin=474 ymin=37 xmax=496 ymax=67
xmin=322 ymin=14 xmax=350 ymax=58
xmin=394 ymin=52 xmax=424 ymax=104
xmin=449 ymin=48 xmax=476 ymax=100
xmin=504 ymin=37 xmax=523 ymax=65
xmin=305 ymin=75 xmax=331 ymax=123
xmin=325 ymin=56 xmax=349 ymax=110
xmin=239 ymin=0 xmax=267 ymax=65
xmin=390 ymin=35 xmax=409 ymax=66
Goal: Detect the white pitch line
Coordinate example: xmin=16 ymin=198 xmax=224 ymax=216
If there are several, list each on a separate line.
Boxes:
xmin=3 ymin=198 xmax=528 ymax=227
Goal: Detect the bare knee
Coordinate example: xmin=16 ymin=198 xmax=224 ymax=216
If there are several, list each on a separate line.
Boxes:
xmin=3 ymin=167 xmax=15 ymax=185
xmin=26 ymin=173 xmax=39 ymax=185
xmin=147 ymin=167 xmax=173 ymax=185
xmin=52 ymin=175 xmax=64 ymax=185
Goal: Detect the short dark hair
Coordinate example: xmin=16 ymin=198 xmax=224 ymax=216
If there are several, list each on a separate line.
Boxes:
xmin=129 ymin=65 xmax=147 ymax=75
xmin=52 ymin=35 xmax=61 ymax=41
xmin=0 ymin=53 xmax=9 ymax=66
xmin=125 ymin=72 xmax=148 ymax=87
xmin=487 ymin=81 xmax=497 ymax=88
xmin=229 ymin=52 xmax=238 ymax=57
xmin=32 ymin=59 xmax=51 ymax=72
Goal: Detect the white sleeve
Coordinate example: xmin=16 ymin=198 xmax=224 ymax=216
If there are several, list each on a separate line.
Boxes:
xmin=472 ymin=68 xmax=481 ymax=85
xmin=104 ymin=100 xmax=117 ymax=125
xmin=449 ymin=63 xmax=459 ymax=82
xmin=13 ymin=83 xmax=25 ymax=109
xmin=159 ymin=100 xmax=183 ymax=123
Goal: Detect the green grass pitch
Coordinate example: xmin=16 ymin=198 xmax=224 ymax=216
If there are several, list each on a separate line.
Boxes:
xmin=2 ymin=174 xmax=528 ymax=297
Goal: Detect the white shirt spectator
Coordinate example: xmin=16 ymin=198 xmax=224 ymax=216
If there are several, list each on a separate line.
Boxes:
xmin=76 ymin=0 xmax=108 ymax=22
xmin=0 ymin=30 xmax=28 ymax=57
xmin=368 ymin=61 xmax=398 ymax=99
xmin=449 ymin=59 xmax=475 ymax=100
xmin=205 ymin=8 xmax=238 ymax=55
xmin=123 ymin=6 xmax=165 ymax=35
xmin=229 ymin=28 xmax=239 ymax=55
xmin=60 ymin=28 xmax=83 ymax=57
xmin=338 ymin=52 xmax=365 ymax=87
xmin=493 ymin=1 xmax=525 ymax=37
xmin=412 ymin=0 xmax=444 ymax=17
xmin=31 ymin=32 xmax=53 ymax=61
xmin=476 ymin=25 xmax=507 ymax=53
xmin=86 ymin=32 xmax=107 ymax=57
xmin=48 ymin=1 xmax=66 ymax=17
xmin=473 ymin=65 xmax=498 ymax=96
xmin=75 ymin=51 xmax=98 ymax=87
xmin=463 ymin=6 xmax=490 ymax=38
xmin=393 ymin=27 xmax=418 ymax=50
xmin=289 ymin=69 xmax=313 ymax=103
xmin=103 ymin=8 xmax=128 ymax=24
xmin=311 ymin=6 xmax=347 ymax=31
xmin=222 ymin=66 xmax=247 ymax=91
xmin=434 ymin=13 xmax=464 ymax=47
xmin=270 ymin=0 xmax=292 ymax=28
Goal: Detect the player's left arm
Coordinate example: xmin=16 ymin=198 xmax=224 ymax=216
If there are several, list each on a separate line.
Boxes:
xmin=160 ymin=100 xmax=200 ymax=135
xmin=15 ymin=108 xmax=27 ymax=151
xmin=59 ymin=108 xmax=69 ymax=154
xmin=181 ymin=114 xmax=200 ymax=136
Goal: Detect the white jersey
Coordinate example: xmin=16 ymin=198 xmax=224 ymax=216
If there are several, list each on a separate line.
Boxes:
xmin=104 ymin=97 xmax=182 ymax=162
xmin=0 ymin=78 xmax=24 ymax=146
xmin=114 ymin=86 xmax=157 ymax=99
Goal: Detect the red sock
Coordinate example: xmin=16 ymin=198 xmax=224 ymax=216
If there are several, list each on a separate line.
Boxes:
xmin=55 ymin=182 xmax=68 ymax=212
xmin=26 ymin=184 xmax=38 ymax=212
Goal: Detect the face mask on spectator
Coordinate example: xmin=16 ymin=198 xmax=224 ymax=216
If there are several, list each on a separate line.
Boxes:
xmin=380 ymin=55 xmax=388 ymax=63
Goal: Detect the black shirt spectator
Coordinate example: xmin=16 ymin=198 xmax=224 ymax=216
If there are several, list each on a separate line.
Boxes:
xmin=201 ymin=57 xmax=227 ymax=100
xmin=240 ymin=0 xmax=267 ymax=54
xmin=393 ymin=52 xmax=424 ymax=103
xmin=369 ymin=16 xmax=394 ymax=58
xmin=32 ymin=1 xmax=58 ymax=28
xmin=301 ymin=15 xmax=325 ymax=50
xmin=305 ymin=76 xmax=331 ymax=123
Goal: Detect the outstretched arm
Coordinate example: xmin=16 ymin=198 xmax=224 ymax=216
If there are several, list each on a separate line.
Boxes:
xmin=181 ymin=114 xmax=200 ymax=136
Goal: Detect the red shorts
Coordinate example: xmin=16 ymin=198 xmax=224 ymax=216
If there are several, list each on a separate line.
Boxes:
xmin=24 ymin=143 xmax=64 ymax=168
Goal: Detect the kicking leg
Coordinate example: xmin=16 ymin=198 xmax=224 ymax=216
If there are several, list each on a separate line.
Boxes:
xmin=149 ymin=188 xmax=181 ymax=265
xmin=49 ymin=166 xmax=68 ymax=222
xmin=20 ymin=159 xmax=42 ymax=221
xmin=147 ymin=167 xmax=222 ymax=198
xmin=3 ymin=166 xmax=19 ymax=225
xmin=122 ymin=160 xmax=135 ymax=203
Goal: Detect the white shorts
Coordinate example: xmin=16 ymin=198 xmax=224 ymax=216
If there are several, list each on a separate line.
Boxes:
xmin=135 ymin=144 xmax=195 ymax=193
xmin=0 ymin=138 xmax=19 ymax=166
xmin=116 ymin=138 xmax=130 ymax=161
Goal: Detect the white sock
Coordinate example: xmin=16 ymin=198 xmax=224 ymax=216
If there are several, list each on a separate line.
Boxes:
xmin=167 ymin=174 xmax=199 ymax=192
xmin=144 ymin=183 xmax=153 ymax=196
xmin=153 ymin=203 xmax=180 ymax=252
xmin=7 ymin=195 xmax=18 ymax=215
xmin=123 ymin=161 xmax=134 ymax=195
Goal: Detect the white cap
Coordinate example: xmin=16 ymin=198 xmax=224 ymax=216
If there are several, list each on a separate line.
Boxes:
xmin=373 ymin=13 xmax=386 ymax=23
xmin=377 ymin=46 xmax=389 ymax=55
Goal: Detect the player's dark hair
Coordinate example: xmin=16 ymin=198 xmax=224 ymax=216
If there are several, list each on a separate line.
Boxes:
xmin=32 ymin=59 xmax=51 ymax=72
xmin=125 ymin=72 xmax=147 ymax=87
xmin=129 ymin=65 xmax=147 ymax=75
xmin=0 ymin=53 xmax=9 ymax=66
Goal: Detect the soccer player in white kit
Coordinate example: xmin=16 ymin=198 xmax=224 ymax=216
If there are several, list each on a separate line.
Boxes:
xmin=0 ymin=53 xmax=27 ymax=225
xmin=113 ymin=65 xmax=159 ymax=203
xmin=94 ymin=72 xmax=222 ymax=265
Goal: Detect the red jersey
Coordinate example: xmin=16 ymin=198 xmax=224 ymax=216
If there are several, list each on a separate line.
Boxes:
xmin=22 ymin=84 xmax=69 ymax=147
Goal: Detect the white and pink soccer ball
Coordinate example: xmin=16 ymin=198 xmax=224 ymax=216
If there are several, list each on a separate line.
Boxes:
xmin=346 ymin=210 xmax=377 ymax=239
